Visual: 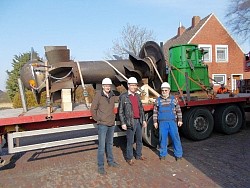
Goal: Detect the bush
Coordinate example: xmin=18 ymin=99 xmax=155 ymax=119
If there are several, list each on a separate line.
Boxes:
xmin=74 ymin=85 xmax=95 ymax=103
xmin=12 ymin=84 xmax=120 ymax=108
xmin=12 ymin=90 xmax=46 ymax=108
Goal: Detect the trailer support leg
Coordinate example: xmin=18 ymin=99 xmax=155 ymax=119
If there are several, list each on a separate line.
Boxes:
xmin=15 ymin=125 xmax=20 ymax=147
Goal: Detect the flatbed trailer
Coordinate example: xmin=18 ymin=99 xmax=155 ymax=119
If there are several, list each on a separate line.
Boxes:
xmin=1 ymin=42 xmax=249 ymax=153
xmin=1 ymin=93 xmax=250 ymax=153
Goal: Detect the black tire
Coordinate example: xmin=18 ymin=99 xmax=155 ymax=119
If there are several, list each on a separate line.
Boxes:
xmin=181 ymin=108 xmax=196 ymax=138
xmin=181 ymin=107 xmax=214 ymax=141
xmin=142 ymin=112 xmax=159 ymax=148
xmin=214 ymin=105 xmax=243 ymax=134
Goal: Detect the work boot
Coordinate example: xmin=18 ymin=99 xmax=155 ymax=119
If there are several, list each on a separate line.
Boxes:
xmin=175 ymin=157 xmax=182 ymax=161
xmin=98 ymin=167 xmax=107 ymax=175
xmin=136 ymin=156 xmax=146 ymax=160
xmin=160 ymin=156 xmax=166 ymax=161
xmin=108 ymin=161 xmax=120 ymax=167
xmin=126 ymin=159 xmax=135 ymax=166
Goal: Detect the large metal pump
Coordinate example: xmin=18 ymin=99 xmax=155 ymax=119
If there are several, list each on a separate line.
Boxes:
xmin=20 ymin=41 xmax=166 ymax=103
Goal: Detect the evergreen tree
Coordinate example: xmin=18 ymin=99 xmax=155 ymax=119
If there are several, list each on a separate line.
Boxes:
xmin=6 ymin=51 xmax=39 ymax=101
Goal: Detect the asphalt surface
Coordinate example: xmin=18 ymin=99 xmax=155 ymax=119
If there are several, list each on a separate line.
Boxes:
xmin=0 ymin=124 xmax=250 ymax=188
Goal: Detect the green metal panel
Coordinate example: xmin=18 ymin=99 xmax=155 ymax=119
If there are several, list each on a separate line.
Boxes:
xmin=168 ymin=44 xmax=210 ymax=92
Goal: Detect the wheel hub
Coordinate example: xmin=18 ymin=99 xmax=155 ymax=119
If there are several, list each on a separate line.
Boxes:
xmin=194 ymin=116 xmax=208 ymax=132
xmin=225 ymin=113 xmax=237 ymax=127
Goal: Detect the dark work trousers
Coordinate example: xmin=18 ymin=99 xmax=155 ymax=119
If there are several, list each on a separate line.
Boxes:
xmin=126 ymin=119 xmax=143 ymax=160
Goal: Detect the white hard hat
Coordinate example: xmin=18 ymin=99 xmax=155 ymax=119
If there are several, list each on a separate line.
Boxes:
xmin=220 ymin=81 xmax=225 ymax=85
xmin=127 ymin=77 xmax=138 ymax=84
xmin=102 ymin=78 xmax=112 ymax=85
xmin=161 ymin=82 xmax=171 ymax=89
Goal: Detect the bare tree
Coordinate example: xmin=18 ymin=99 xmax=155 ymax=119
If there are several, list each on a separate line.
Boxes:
xmin=226 ymin=0 xmax=250 ymax=42
xmin=105 ymin=23 xmax=155 ymax=59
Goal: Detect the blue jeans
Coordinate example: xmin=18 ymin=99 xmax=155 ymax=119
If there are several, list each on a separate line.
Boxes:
xmin=97 ymin=124 xmax=115 ymax=168
xmin=126 ymin=119 xmax=143 ymax=160
xmin=159 ymin=121 xmax=183 ymax=158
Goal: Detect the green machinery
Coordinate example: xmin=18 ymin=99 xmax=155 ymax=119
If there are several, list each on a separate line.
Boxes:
xmin=168 ymin=44 xmax=210 ymax=92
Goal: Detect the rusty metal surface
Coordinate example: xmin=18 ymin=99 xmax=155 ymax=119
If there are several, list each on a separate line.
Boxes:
xmin=139 ymin=41 xmax=167 ymax=91
xmin=45 ymin=46 xmax=70 ymax=65
xmin=20 ymin=41 xmax=167 ymax=103
xmin=78 ymin=59 xmax=133 ymax=84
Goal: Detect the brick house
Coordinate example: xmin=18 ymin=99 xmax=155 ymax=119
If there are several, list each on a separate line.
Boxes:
xmin=163 ymin=13 xmax=249 ymax=92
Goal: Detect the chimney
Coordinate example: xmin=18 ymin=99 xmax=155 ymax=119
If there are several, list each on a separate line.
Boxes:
xmin=192 ymin=16 xmax=200 ymax=27
xmin=177 ymin=22 xmax=186 ymax=36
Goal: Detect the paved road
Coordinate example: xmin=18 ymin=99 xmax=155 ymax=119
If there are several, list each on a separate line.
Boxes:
xmin=0 ymin=124 xmax=249 ymax=188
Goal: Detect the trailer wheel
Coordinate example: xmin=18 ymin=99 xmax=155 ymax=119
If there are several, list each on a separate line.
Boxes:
xmin=142 ymin=113 xmax=173 ymax=148
xmin=181 ymin=108 xmax=195 ymax=138
xmin=181 ymin=108 xmax=214 ymax=140
xmin=214 ymin=105 xmax=243 ymax=134
xmin=142 ymin=113 xmax=159 ymax=148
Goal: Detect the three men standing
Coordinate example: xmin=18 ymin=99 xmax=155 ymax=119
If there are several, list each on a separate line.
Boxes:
xmin=118 ymin=77 xmax=147 ymax=165
xmin=90 ymin=78 xmax=119 ymax=175
xmin=91 ymin=78 xmax=183 ymax=175
xmin=153 ymin=82 xmax=183 ymax=161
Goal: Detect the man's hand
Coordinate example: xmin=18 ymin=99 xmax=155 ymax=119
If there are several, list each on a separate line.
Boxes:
xmin=177 ymin=121 xmax=183 ymax=127
xmin=154 ymin=122 xmax=158 ymax=129
xmin=122 ymin=124 xmax=127 ymax=130
xmin=142 ymin=121 xmax=147 ymax=128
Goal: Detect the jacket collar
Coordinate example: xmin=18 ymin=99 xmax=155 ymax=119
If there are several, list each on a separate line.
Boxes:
xmin=101 ymin=90 xmax=114 ymax=98
xmin=128 ymin=90 xmax=137 ymax=96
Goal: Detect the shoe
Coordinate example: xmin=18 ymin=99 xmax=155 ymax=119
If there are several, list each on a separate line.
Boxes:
xmin=175 ymin=157 xmax=182 ymax=161
xmin=98 ymin=167 xmax=107 ymax=175
xmin=0 ymin=159 xmax=6 ymax=166
xmin=136 ymin=156 xmax=146 ymax=160
xmin=160 ymin=156 xmax=166 ymax=160
xmin=127 ymin=159 xmax=135 ymax=166
xmin=108 ymin=161 xmax=119 ymax=167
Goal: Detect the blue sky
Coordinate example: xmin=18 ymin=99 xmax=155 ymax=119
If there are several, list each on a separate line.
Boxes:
xmin=0 ymin=0 xmax=248 ymax=91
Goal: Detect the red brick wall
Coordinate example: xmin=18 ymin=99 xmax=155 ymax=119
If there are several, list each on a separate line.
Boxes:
xmin=190 ymin=15 xmax=250 ymax=90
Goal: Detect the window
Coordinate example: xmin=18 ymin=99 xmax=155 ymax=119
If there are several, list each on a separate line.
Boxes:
xmin=212 ymin=74 xmax=227 ymax=85
xmin=215 ymin=45 xmax=228 ymax=62
xmin=198 ymin=44 xmax=212 ymax=62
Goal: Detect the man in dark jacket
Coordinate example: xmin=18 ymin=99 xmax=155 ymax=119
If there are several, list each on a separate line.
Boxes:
xmin=118 ymin=77 xmax=147 ymax=166
xmin=90 ymin=78 xmax=119 ymax=175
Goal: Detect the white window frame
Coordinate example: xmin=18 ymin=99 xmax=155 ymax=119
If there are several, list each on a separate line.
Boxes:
xmin=215 ymin=45 xmax=228 ymax=63
xmin=212 ymin=74 xmax=227 ymax=86
xmin=198 ymin=44 xmax=212 ymax=63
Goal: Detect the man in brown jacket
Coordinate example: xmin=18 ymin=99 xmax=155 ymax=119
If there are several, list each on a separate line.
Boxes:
xmin=90 ymin=78 xmax=119 ymax=175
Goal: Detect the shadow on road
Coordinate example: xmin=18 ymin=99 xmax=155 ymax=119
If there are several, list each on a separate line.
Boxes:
xmin=0 ymin=152 xmax=25 ymax=171
xmin=27 ymin=141 xmax=98 ymax=162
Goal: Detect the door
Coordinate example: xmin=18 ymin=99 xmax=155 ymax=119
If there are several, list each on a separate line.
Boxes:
xmin=231 ymin=74 xmax=242 ymax=93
